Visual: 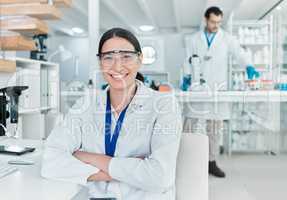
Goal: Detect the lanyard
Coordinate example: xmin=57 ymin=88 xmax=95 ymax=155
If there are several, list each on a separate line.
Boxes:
xmin=204 ymin=31 xmax=216 ymax=49
xmin=105 ymin=91 xmax=130 ymax=157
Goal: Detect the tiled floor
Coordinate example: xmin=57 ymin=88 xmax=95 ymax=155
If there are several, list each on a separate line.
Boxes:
xmin=209 ymin=154 xmax=287 ymax=200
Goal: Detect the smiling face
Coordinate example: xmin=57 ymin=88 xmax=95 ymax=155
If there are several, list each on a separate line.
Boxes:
xmin=99 ymin=37 xmax=143 ymax=91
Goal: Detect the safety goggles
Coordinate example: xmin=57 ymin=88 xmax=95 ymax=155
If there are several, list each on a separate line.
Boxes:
xmin=97 ymin=50 xmax=140 ymax=67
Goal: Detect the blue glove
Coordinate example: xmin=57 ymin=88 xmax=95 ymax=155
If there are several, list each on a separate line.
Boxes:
xmin=246 ymin=65 xmax=259 ymax=80
xmin=181 ymin=75 xmax=192 ymax=91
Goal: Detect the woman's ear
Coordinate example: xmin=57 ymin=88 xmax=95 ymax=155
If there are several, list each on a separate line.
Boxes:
xmin=138 ymin=53 xmax=143 ymax=64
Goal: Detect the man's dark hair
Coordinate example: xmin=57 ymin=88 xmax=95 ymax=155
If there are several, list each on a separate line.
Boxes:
xmin=205 ymin=6 xmax=223 ymax=19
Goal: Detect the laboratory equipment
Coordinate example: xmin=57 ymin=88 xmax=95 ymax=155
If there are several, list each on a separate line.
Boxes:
xmin=191 ymin=54 xmax=201 ymax=84
xmin=246 ymin=65 xmax=259 ymax=80
xmin=0 ymin=145 xmax=35 ymax=156
xmin=180 ymin=74 xmax=191 ymax=91
xmin=275 ymin=83 xmax=287 ymax=91
xmin=0 ymin=86 xmax=29 ymax=136
xmin=8 ymin=159 xmax=34 ymax=165
xmin=180 ymin=54 xmax=204 ymax=91
xmin=67 ymin=56 xmax=87 ymax=91
xmin=0 ymin=86 xmax=36 ymax=155
xmin=158 ymin=84 xmax=172 ymax=92
xmin=260 ymin=80 xmax=274 ymax=90
xmin=30 ymin=34 xmax=48 ymax=61
xmin=180 ymin=56 xmax=192 ymax=91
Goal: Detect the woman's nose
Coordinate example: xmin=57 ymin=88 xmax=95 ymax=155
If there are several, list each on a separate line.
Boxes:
xmin=113 ymin=57 xmax=123 ymax=71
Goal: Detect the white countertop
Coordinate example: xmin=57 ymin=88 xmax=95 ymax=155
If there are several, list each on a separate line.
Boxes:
xmin=0 ymin=138 xmax=81 ymax=200
xmin=60 ymin=89 xmax=287 ymax=102
xmin=175 ymin=90 xmax=287 ymax=102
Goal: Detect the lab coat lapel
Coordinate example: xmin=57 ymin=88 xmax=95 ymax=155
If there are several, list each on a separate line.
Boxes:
xmin=125 ymin=80 xmax=147 ymax=115
xmin=208 ymin=29 xmax=223 ymax=52
xmin=200 ymin=30 xmax=208 ymax=50
xmin=200 ymin=28 xmax=223 ymax=52
xmin=94 ymin=80 xmax=148 ymax=116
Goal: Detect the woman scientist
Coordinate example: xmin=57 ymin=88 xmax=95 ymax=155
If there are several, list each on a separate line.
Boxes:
xmin=41 ymin=28 xmax=182 ymax=200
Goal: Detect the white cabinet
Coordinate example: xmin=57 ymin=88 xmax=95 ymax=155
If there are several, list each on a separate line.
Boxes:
xmin=0 ymin=58 xmax=60 ymax=140
xmin=229 ymin=17 xmax=274 ymax=91
xmin=15 ymin=58 xmax=60 ymax=114
xmin=274 ymin=14 xmax=287 ymax=153
xmin=226 ymin=17 xmax=282 ymax=154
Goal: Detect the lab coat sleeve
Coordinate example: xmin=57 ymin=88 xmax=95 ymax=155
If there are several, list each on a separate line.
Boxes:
xmin=108 ymin=94 xmax=182 ymax=192
xmin=228 ymin=34 xmax=252 ymax=67
xmin=41 ymin=112 xmax=100 ymax=186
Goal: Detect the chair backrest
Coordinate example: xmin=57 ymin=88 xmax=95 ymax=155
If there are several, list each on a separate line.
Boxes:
xmin=176 ymin=133 xmax=209 ymax=200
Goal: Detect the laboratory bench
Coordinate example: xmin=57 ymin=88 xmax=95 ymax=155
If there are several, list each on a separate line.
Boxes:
xmin=175 ymin=90 xmax=287 ymax=155
xmin=0 ymin=137 xmax=82 ymax=200
xmin=175 ymin=90 xmax=287 ymax=103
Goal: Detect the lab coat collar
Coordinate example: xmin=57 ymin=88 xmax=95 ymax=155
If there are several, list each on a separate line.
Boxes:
xmin=200 ymin=28 xmax=223 ymax=49
xmin=97 ymin=80 xmax=151 ymax=115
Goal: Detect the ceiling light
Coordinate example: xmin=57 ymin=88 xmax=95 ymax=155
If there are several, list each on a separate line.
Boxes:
xmin=139 ymin=25 xmax=155 ymax=32
xmin=71 ymin=27 xmax=85 ymax=34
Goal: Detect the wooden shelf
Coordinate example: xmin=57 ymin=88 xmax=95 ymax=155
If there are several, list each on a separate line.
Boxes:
xmin=0 ymin=4 xmax=62 ymax=20
xmin=0 ymin=59 xmax=16 ymax=72
xmin=0 ymin=0 xmax=72 ymax=7
xmin=0 ymin=35 xmax=36 ymax=50
xmin=0 ymin=17 xmax=48 ymax=35
xmin=45 ymin=0 xmax=72 ymax=7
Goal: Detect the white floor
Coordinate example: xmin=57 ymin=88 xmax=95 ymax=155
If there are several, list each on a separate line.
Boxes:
xmin=209 ymin=154 xmax=287 ymax=200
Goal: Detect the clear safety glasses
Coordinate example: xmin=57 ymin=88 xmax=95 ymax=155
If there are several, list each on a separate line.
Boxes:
xmin=97 ymin=50 xmax=140 ymax=67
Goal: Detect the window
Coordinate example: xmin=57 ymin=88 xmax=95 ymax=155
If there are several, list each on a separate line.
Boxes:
xmin=142 ymin=46 xmax=156 ymax=65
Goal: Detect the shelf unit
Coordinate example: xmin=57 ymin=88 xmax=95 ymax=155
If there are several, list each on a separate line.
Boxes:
xmin=0 ymin=58 xmax=60 ymax=140
xmin=15 ymin=57 xmax=60 ymax=114
xmin=229 ymin=17 xmax=274 ymax=91
xmin=0 ymin=3 xmax=62 ymax=20
xmin=0 ymin=17 xmax=49 ymax=36
xmin=275 ymin=14 xmax=287 ymax=152
xmin=0 ymin=0 xmax=74 ymax=61
xmin=0 ymin=35 xmax=37 ymax=51
xmin=0 ymin=0 xmax=72 ymax=7
xmin=0 ymin=0 xmax=74 ymax=139
xmin=225 ymin=16 xmax=281 ymax=155
xmin=0 ymin=58 xmax=16 ymax=72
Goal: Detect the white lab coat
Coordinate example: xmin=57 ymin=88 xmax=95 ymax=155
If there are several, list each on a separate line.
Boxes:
xmin=185 ymin=28 xmax=250 ymax=120
xmin=41 ymin=80 xmax=182 ymax=200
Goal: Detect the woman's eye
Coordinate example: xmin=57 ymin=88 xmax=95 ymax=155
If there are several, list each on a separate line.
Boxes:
xmin=122 ymin=54 xmax=133 ymax=59
xmin=103 ymin=55 xmax=113 ymax=60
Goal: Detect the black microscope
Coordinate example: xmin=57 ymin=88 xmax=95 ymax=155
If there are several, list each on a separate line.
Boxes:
xmin=0 ymin=86 xmax=35 ymax=155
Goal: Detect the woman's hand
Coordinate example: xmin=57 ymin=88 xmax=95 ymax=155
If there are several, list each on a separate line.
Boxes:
xmin=88 ymin=170 xmax=112 ymax=182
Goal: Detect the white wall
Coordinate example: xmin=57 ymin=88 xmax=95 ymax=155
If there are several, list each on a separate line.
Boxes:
xmin=140 ymin=33 xmax=191 ymax=88
xmin=16 ymin=35 xmax=91 ymax=83
xmin=16 ymin=31 xmax=193 ymax=89
xmin=48 ymin=35 xmax=90 ymax=83
xmin=162 ymin=33 xmax=187 ymax=87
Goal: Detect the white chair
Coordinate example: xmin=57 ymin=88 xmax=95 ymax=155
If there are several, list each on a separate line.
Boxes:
xmin=176 ymin=133 xmax=209 ymax=200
